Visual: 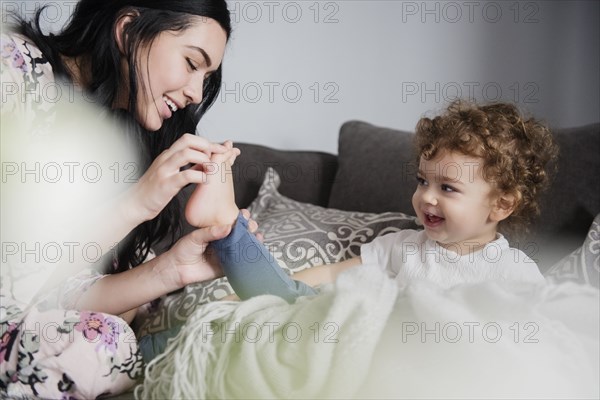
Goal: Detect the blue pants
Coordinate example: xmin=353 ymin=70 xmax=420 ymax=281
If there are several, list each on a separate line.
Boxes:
xmin=212 ymin=212 xmax=317 ymax=303
xmin=139 ymin=212 xmax=316 ymax=363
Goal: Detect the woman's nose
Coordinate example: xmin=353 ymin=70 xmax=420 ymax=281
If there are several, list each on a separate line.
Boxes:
xmin=183 ymin=80 xmax=203 ymax=106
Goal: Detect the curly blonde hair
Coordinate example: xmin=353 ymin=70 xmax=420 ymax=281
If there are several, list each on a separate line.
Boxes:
xmin=415 ymin=100 xmax=559 ymax=236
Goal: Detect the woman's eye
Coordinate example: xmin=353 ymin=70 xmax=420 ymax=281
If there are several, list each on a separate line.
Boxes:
xmin=186 ymin=58 xmax=198 ymax=71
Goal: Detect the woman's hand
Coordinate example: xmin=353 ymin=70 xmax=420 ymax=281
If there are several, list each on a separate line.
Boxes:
xmin=72 ymin=210 xmax=261 ymax=315
xmin=164 ymin=225 xmax=231 ymax=289
xmin=127 ymin=134 xmax=233 ymax=223
xmin=162 ymin=211 xmax=259 ymax=290
xmin=240 ymin=208 xmax=263 ymax=242
xmin=74 ymin=224 xmax=232 ymax=315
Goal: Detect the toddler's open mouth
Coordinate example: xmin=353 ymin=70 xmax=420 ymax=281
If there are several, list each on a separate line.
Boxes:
xmin=424 ymin=212 xmax=444 ymax=226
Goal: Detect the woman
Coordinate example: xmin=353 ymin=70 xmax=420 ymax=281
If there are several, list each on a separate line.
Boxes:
xmin=1 ymin=0 xmax=248 ymax=397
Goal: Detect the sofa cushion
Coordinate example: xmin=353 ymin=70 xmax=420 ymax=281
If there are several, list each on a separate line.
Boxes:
xmin=250 ymin=168 xmax=419 ymax=271
xmin=524 ymin=123 xmax=600 ymax=269
xmin=232 ymin=142 xmax=338 ymax=209
xmin=544 ymin=213 xmax=600 ymax=288
xmin=532 ymin=123 xmax=600 ymax=239
xmin=328 ymin=120 xmax=417 ymax=215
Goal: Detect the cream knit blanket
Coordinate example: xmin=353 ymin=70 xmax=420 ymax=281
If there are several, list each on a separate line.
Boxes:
xmin=137 ymin=263 xmax=398 ymax=399
xmin=137 ymin=265 xmax=599 ymax=399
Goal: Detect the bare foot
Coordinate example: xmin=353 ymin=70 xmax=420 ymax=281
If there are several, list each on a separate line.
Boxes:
xmin=185 ymin=149 xmax=239 ymax=228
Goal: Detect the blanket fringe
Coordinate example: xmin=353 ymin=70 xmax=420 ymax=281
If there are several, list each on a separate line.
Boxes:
xmin=134 ymin=301 xmax=239 ymax=399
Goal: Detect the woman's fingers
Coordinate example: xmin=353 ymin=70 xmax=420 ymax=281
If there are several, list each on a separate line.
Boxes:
xmin=240 ymin=208 xmax=251 ymax=220
xmin=168 ymin=133 xmax=228 ymax=155
xmin=189 ymin=225 xmax=232 ymax=246
xmin=169 ymin=148 xmax=212 ymax=168
xmin=247 ymin=219 xmax=258 ymax=233
xmin=132 ymin=136 xmax=236 ymax=222
xmin=240 ymin=208 xmax=259 ymax=233
xmin=239 ymin=208 xmax=263 ymax=242
xmin=165 ymin=139 xmax=241 ymax=176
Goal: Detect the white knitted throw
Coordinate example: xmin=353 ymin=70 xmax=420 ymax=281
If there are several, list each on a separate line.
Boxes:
xmin=136 ymin=265 xmax=599 ymax=399
xmin=136 ymin=263 xmax=398 ymax=399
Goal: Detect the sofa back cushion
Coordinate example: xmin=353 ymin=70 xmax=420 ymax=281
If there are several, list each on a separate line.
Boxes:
xmin=328 ymin=120 xmax=417 ymax=215
xmin=528 ymin=123 xmax=600 ymax=268
xmin=232 ymin=142 xmax=338 ymax=209
xmin=534 ymin=123 xmax=600 ymax=238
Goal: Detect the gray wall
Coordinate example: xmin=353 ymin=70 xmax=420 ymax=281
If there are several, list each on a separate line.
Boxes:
xmin=6 ymin=0 xmax=599 ymax=153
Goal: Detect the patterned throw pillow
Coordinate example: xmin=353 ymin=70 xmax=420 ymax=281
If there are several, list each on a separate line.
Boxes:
xmin=544 ymin=214 xmax=600 ymax=288
xmin=250 ymin=168 xmax=419 ymax=273
xmin=134 ymin=168 xmax=418 ymax=337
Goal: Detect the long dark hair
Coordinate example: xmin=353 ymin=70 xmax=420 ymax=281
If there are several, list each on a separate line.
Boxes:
xmin=14 ymin=0 xmax=231 ymax=272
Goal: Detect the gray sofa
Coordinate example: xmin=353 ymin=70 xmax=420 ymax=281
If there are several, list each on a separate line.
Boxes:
xmin=226 ymin=120 xmax=600 ymax=273
xmin=119 ymin=120 xmax=599 ymax=399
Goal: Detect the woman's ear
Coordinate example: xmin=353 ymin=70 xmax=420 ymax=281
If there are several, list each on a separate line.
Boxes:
xmin=490 ymin=191 xmax=520 ymax=222
xmin=114 ymin=13 xmax=137 ymax=54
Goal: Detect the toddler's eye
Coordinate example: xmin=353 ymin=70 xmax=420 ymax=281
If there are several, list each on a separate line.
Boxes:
xmin=441 ymin=184 xmax=456 ymax=193
xmin=416 ymin=176 xmax=427 ymax=186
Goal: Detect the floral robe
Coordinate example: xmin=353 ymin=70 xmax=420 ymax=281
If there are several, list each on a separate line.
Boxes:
xmin=1 ymin=32 xmax=142 ymax=399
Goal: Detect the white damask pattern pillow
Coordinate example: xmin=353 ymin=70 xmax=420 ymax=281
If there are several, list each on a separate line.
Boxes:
xmin=545 ymin=214 xmax=600 ymax=288
xmin=249 ymin=168 xmax=419 ymax=272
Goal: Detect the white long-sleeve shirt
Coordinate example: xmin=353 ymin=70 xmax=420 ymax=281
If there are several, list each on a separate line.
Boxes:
xmin=361 ymin=230 xmax=545 ymax=288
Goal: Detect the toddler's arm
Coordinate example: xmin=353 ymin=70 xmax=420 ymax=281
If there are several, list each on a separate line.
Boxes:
xmin=292 ymin=257 xmax=362 ymax=287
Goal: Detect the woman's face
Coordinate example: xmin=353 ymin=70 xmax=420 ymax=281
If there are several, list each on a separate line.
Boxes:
xmin=120 ymin=16 xmax=227 ymax=131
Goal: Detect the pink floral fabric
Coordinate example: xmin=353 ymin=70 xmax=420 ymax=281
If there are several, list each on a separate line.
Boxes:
xmin=1 ymin=289 xmax=142 ymax=398
xmin=1 ymin=32 xmax=143 ymax=398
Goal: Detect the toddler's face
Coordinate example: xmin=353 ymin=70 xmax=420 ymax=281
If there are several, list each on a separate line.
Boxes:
xmin=411 ymin=151 xmax=500 ymax=255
